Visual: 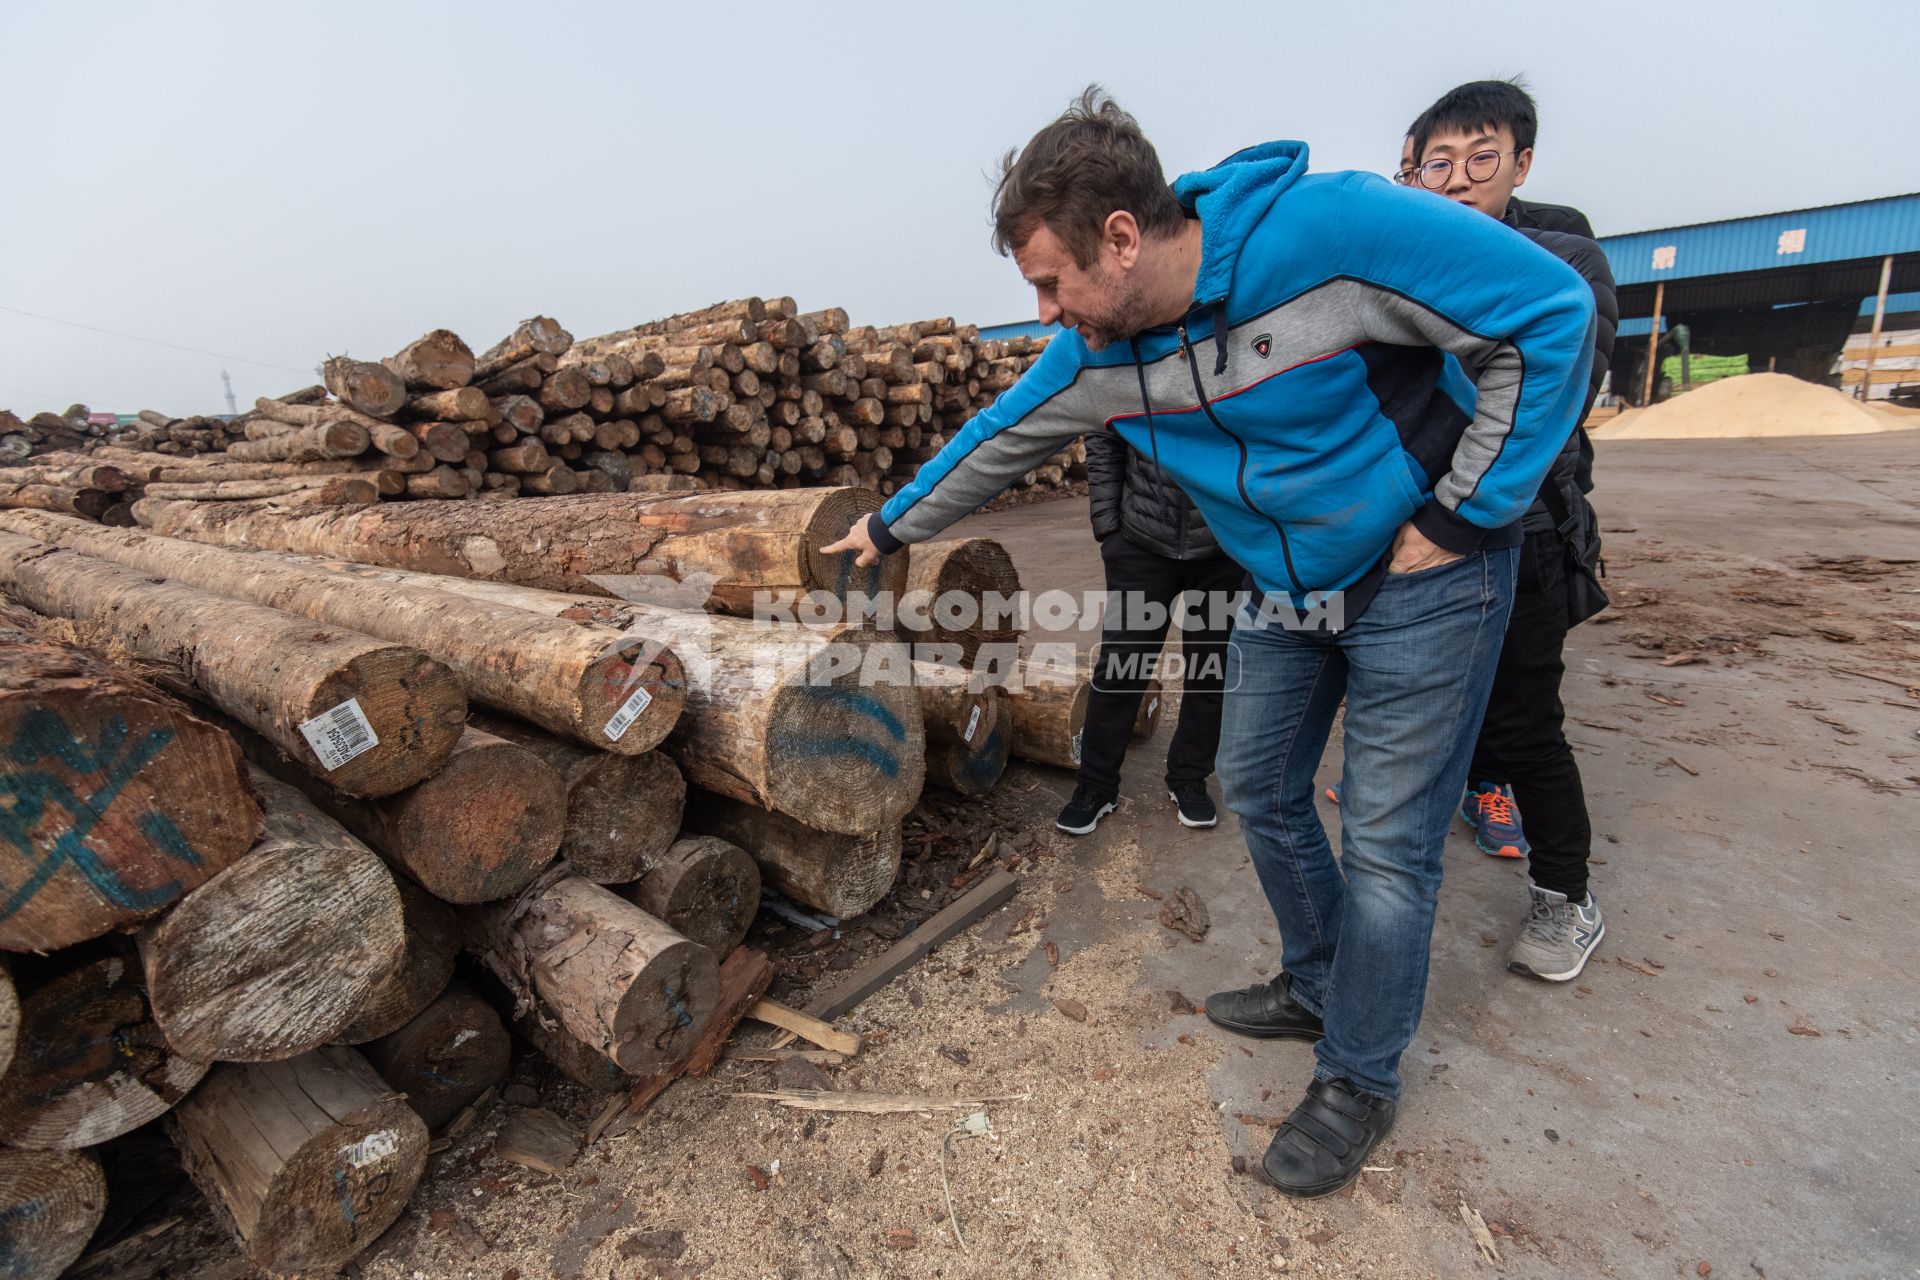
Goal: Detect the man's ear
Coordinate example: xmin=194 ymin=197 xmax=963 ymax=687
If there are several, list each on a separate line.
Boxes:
xmin=1105 ymin=210 xmax=1143 ymax=269
xmin=1511 ymin=147 xmax=1533 ymax=190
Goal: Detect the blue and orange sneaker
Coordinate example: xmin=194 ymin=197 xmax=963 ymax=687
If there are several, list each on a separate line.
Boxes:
xmin=1460 ymin=782 xmax=1529 ymax=859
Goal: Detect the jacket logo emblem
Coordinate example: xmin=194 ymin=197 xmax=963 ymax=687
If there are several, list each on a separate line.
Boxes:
xmin=1252 ymin=333 xmax=1272 ymax=359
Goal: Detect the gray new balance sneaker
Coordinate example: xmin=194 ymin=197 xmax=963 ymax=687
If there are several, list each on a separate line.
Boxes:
xmin=1508 ymin=885 xmax=1605 ymax=982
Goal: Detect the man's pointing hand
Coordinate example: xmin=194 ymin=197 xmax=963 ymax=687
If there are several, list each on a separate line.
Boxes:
xmin=820 ymin=515 xmax=882 ymax=567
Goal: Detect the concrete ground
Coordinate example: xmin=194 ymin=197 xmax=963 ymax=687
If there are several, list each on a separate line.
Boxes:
xmin=948 ymin=428 xmax=1920 ymax=1279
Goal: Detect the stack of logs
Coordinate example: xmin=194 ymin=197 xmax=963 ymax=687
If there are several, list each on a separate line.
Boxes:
xmin=0 ymin=485 xmax=1111 ymax=1277
xmin=0 ymin=301 xmax=1076 ymax=528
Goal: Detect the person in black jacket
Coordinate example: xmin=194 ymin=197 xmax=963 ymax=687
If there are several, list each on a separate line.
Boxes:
xmin=1404 ymin=79 xmax=1619 ymax=982
xmin=1055 ymin=431 xmax=1247 ymax=835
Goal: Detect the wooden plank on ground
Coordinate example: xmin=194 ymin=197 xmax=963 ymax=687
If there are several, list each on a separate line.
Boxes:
xmin=746 ymin=999 xmax=860 ymax=1055
xmin=803 ymin=870 xmax=1019 ymax=1021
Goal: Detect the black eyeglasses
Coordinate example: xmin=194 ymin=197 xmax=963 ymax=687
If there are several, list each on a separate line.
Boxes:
xmin=1415 ymin=149 xmax=1517 ymax=189
xmin=1393 ymin=167 xmax=1419 ymax=186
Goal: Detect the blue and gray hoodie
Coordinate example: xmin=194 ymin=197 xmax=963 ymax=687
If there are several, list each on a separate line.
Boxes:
xmin=869 ymin=140 xmax=1597 ymax=617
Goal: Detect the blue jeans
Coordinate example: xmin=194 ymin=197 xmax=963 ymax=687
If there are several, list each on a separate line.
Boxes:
xmin=1218 ymin=547 xmax=1518 ymax=1098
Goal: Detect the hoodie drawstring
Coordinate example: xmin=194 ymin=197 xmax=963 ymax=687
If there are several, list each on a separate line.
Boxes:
xmin=1210 ymin=298 xmax=1230 ymax=375
xmin=1130 ymin=338 xmax=1171 ymax=533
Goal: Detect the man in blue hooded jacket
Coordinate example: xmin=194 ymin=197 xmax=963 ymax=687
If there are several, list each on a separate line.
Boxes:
xmin=823 ymin=87 xmax=1595 ymax=1198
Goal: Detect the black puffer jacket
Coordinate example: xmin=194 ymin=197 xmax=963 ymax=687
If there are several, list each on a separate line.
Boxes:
xmin=1512 ymin=224 xmax=1617 ymax=532
xmin=1085 ymin=427 xmax=1224 ymax=560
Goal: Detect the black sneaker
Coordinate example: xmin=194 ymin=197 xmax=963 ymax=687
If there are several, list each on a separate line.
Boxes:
xmin=1203 ymin=972 xmax=1325 ymax=1041
xmin=1055 ymin=784 xmax=1116 ymax=836
xmin=1168 ymin=779 xmax=1218 ymax=828
xmin=1260 ymin=1077 xmax=1397 ymax=1199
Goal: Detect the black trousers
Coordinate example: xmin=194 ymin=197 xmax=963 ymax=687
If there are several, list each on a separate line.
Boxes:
xmin=1467 ymin=529 xmax=1594 ymax=900
xmin=1077 ymin=534 xmax=1245 ymax=799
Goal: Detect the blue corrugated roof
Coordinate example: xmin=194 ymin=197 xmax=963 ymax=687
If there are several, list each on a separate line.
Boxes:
xmin=978 ymin=319 xmax=1060 ymax=342
xmin=1598 ymin=194 xmax=1920 ymax=287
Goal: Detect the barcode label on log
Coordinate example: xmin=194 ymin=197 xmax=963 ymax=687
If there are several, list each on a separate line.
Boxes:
xmin=299 ymin=698 xmax=379 ymax=772
xmin=342 ymin=1128 xmax=399 ymax=1169
xmin=963 ymin=704 xmax=982 ymax=743
xmin=1071 ymin=729 xmax=1083 ymax=766
xmin=603 ymin=685 xmax=654 ymax=742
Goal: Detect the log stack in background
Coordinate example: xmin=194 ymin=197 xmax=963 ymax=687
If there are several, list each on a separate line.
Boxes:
xmin=1 ymin=302 xmax=1073 ymax=526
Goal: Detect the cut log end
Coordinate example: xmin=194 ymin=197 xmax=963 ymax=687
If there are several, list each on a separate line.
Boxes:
xmin=762 ymin=633 xmax=923 ymax=834
xmin=618 ymin=835 xmax=760 ymax=958
xmin=800 ymin=487 xmax=911 ymax=612
xmin=171 ymin=1048 xmax=429 ymax=1274
xmin=575 ymin=639 xmax=688 ymax=756
xmin=142 ymin=772 xmax=407 ymax=1062
xmin=0 ymin=1149 xmax=106 ymax=1280
xmin=0 ymin=640 xmax=263 ymax=952
xmin=363 ymin=983 xmax=509 ymax=1132
xmin=610 ymin=935 xmax=719 ymax=1072
xmin=302 ymin=645 xmax=468 ymax=798
xmin=0 ymin=953 xmax=209 ymax=1149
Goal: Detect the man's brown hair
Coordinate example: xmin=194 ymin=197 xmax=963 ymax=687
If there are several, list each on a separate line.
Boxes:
xmin=991 ymin=85 xmax=1187 ymax=267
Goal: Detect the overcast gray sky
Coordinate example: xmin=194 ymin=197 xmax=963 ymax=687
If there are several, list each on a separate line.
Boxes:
xmin=5 ymin=1 xmax=1914 ymax=415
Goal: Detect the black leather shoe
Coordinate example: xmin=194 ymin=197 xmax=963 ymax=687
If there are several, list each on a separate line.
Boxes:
xmin=1260 ymin=1077 xmax=1397 ymax=1199
xmin=1203 ymin=973 xmax=1325 ymax=1041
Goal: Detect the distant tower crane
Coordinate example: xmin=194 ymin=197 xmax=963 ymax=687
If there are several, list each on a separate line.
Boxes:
xmin=220 ymin=369 xmax=238 ymax=417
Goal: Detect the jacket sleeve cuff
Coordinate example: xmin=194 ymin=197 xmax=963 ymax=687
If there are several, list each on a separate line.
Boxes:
xmin=1410 ymin=499 xmax=1487 ymax=556
xmin=867 ymin=512 xmax=905 ymax=556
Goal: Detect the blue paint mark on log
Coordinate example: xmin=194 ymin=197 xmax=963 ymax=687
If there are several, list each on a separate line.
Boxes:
xmin=0 ymin=710 xmax=196 ymax=921
xmin=0 ymin=1197 xmax=46 ymax=1276
xmin=662 ymin=984 xmax=693 ymax=1029
xmin=768 ymin=734 xmax=901 ymax=778
xmin=795 ymin=687 xmax=906 ymax=741
xmin=335 ymin=1166 xmax=357 ymax=1228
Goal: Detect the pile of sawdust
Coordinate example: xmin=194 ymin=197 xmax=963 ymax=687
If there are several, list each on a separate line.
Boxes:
xmin=1594 ymin=372 xmax=1920 ymax=440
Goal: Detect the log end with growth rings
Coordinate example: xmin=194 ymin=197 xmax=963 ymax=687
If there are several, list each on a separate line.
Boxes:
xmin=800 ymin=487 xmax=911 ymax=618
xmin=763 ymin=630 xmax=924 ymax=834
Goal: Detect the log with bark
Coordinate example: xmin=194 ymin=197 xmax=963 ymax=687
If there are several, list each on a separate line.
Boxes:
xmin=139 ymin=486 xmax=910 ymax=615
xmin=474 ymin=317 xmax=573 ymax=381
xmin=323 ymin=356 xmax=408 ymax=418
xmin=384 ymin=329 xmax=476 ymax=391
xmin=467 ymin=711 xmax=685 ymax=884
xmin=222 ymin=419 xmax=370 ymax=464
xmin=1005 ymin=660 xmax=1089 ymax=770
xmin=250 ymin=724 xmax=565 ymax=905
xmin=682 ymin=788 xmax=899 ymax=918
xmin=0 ymin=463 xmax=127 ymax=491
xmin=138 ymin=768 xmax=406 ymax=1062
xmin=266 ymin=566 xmax=925 ymax=835
xmin=0 ymin=513 xmax=686 ymax=755
xmin=0 ymin=949 xmax=209 ymax=1148
xmin=0 ymin=479 xmax=116 ymax=520
xmin=903 ymin=536 xmax=1022 ymax=666
xmin=465 ymin=870 xmax=718 ymax=1074
xmin=0 ymin=597 xmax=264 ymax=951
xmin=332 ymin=876 xmax=457 ymax=1044
xmin=614 ymin=834 xmax=760 ymax=958
xmin=0 ymin=1149 xmax=106 ymax=1280
xmin=169 ymin=1046 xmax=430 ymax=1275
xmin=362 ymin=981 xmax=510 ymax=1131
xmin=141 ymin=476 xmax=379 ymax=504
xmin=912 ymin=661 xmax=1010 ymax=797
xmin=508 ymin=1003 xmax=629 ymax=1092
xmin=0 ymin=531 xmax=466 ymax=797
xmin=248 ymin=398 xmax=420 ymax=460
xmin=398 ymin=385 xmax=492 ymax=422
